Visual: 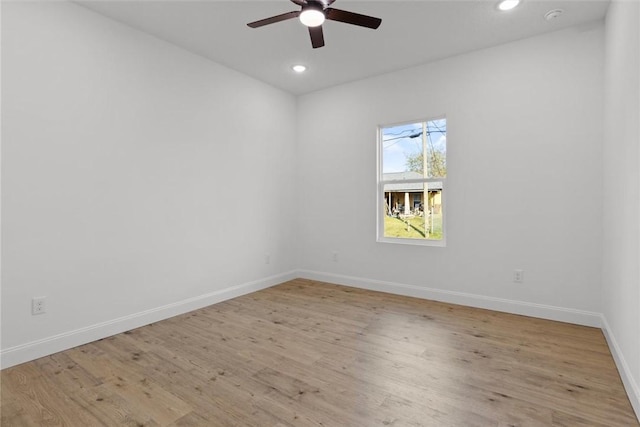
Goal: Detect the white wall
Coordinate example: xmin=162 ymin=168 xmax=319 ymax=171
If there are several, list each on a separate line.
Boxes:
xmin=297 ymin=25 xmax=604 ymax=323
xmin=1 ymin=1 xmax=297 ymax=367
xmin=603 ymin=0 xmax=640 ymax=416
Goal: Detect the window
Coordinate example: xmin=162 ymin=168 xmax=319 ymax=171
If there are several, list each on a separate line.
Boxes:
xmin=377 ymin=117 xmax=447 ymax=245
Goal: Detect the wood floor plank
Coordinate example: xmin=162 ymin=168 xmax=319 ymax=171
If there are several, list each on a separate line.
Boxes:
xmin=1 ymin=363 xmax=109 ymax=426
xmin=2 ymin=278 xmax=638 ymax=426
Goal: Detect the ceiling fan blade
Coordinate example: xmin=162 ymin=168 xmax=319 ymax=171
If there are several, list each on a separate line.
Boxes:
xmin=308 ymin=25 xmax=325 ymax=49
xmin=247 ymin=10 xmax=300 ymax=28
xmin=325 ymin=8 xmax=381 ymax=29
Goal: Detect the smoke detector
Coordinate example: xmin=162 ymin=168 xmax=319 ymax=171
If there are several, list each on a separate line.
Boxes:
xmin=544 ymin=9 xmax=564 ymax=21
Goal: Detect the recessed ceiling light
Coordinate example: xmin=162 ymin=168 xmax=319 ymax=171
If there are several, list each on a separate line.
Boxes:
xmin=497 ymin=0 xmax=521 ymax=11
xmin=292 ymin=64 xmax=307 ymax=73
xmin=544 ymin=9 xmax=564 ymax=21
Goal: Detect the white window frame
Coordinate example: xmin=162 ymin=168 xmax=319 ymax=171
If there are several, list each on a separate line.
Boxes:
xmin=376 ymin=116 xmax=447 ymax=247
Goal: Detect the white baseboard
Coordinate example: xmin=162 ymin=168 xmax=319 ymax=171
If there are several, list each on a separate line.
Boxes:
xmin=296 ymin=270 xmax=602 ymax=327
xmin=601 ymin=315 xmax=640 ymax=420
xmin=0 ymin=270 xmax=297 ymax=370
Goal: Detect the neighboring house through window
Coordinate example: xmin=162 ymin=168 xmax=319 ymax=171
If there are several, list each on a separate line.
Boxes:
xmin=377 ymin=117 xmax=447 ymax=245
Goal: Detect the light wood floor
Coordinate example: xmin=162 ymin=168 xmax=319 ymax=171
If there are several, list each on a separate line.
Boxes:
xmin=1 ymin=279 xmax=638 ymax=426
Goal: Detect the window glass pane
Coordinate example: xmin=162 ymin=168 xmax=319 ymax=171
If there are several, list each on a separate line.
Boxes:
xmin=426 ymin=119 xmax=446 ymax=178
xmin=425 ymin=185 xmax=443 ymax=239
xmin=382 ymin=119 xmax=446 ymax=179
xmin=382 ymin=183 xmax=443 ymax=240
xmin=382 ymin=122 xmax=423 ymax=178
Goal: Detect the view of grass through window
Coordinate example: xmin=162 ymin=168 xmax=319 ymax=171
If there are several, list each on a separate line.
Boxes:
xmin=380 ymin=118 xmax=446 ymax=242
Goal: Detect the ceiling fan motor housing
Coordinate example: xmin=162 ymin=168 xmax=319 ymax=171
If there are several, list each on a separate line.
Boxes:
xmin=292 ymin=0 xmax=336 ymax=7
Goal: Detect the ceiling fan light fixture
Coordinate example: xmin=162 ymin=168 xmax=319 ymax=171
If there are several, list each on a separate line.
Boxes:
xmin=299 ymin=8 xmax=325 ymax=27
xmin=497 ymin=0 xmax=521 ymax=11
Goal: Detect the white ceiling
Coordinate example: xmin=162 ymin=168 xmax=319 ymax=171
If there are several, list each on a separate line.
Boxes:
xmin=78 ymin=0 xmax=609 ymax=95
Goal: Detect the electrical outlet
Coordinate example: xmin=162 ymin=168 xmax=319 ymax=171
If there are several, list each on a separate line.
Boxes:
xmin=265 ymin=253 xmax=271 ymax=264
xmin=332 ymin=251 xmax=338 ymax=262
xmin=513 ymin=269 xmax=524 ymax=283
xmin=32 ymin=297 xmax=46 ymax=315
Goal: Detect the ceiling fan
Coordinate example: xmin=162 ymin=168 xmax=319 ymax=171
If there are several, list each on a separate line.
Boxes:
xmin=247 ymin=0 xmax=382 ymax=49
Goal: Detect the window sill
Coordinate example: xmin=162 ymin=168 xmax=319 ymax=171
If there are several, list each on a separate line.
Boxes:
xmin=377 ymin=236 xmax=446 ymax=247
